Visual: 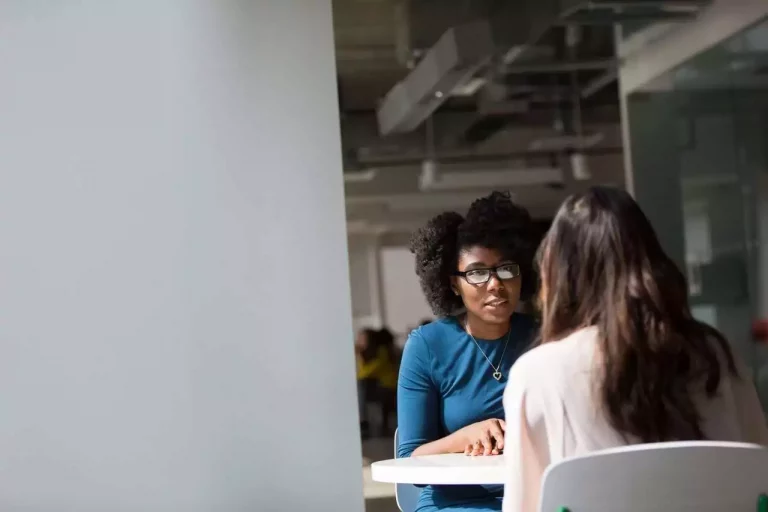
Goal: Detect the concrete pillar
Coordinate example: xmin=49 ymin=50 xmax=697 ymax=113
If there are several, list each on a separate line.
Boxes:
xmin=0 ymin=2 xmax=363 ymax=511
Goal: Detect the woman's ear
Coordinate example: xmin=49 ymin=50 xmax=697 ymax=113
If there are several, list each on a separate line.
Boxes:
xmin=450 ymin=276 xmax=460 ymax=296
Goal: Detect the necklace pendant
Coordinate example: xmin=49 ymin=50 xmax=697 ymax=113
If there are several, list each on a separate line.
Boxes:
xmin=492 ymin=371 xmax=502 ymax=381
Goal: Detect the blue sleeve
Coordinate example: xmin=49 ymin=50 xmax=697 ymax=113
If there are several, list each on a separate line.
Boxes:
xmin=397 ymin=331 xmax=439 ymax=458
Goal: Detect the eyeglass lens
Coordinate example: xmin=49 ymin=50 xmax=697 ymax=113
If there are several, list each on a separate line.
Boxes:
xmin=464 ymin=264 xmax=519 ymax=284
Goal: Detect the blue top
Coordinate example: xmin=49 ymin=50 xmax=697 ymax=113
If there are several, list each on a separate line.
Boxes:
xmin=397 ymin=314 xmax=538 ymax=512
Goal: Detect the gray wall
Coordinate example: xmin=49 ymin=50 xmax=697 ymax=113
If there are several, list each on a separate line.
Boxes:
xmin=0 ymin=2 xmax=363 ymax=511
xmin=348 ymin=236 xmax=376 ymax=327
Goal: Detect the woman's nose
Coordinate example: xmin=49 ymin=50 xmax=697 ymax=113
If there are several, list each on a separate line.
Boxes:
xmin=486 ymin=273 xmax=504 ymax=290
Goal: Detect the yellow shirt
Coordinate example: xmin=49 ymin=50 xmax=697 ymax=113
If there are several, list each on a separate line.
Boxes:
xmin=356 ymin=346 xmax=398 ymax=389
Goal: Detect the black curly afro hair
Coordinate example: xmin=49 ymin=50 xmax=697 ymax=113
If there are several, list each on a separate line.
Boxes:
xmin=409 ymin=191 xmax=536 ymax=317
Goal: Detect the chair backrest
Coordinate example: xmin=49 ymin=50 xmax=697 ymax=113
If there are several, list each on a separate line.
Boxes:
xmin=394 ymin=429 xmax=421 ymax=512
xmin=539 ymin=442 xmax=768 ymax=512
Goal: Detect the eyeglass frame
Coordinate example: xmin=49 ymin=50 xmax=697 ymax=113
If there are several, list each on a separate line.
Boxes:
xmin=453 ymin=263 xmax=521 ymax=285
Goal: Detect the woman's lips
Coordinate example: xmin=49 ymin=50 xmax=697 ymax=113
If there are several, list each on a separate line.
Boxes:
xmin=485 ymin=298 xmax=508 ymax=308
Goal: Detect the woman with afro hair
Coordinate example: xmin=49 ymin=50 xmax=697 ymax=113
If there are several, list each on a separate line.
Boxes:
xmin=397 ymin=191 xmax=539 ymax=512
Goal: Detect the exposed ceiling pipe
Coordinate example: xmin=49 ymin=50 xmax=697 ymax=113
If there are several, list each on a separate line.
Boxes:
xmin=566 ymin=24 xmax=592 ymax=181
xmin=376 ymin=21 xmax=494 ymax=135
xmin=593 ymin=1 xmax=704 ymax=10
xmin=528 ymin=132 xmax=605 ymax=152
xmin=356 ymin=146 xmax=623 ymax=168
xmin=581 ymin=68 xmax=619 ymax=99
xmin=503 ymin=59 xmax=616 ymax=74
xmin=498 ymin=0 xmax=713 ymax=87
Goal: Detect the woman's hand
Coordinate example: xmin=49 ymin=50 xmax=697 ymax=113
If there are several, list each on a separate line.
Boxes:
xmin=458 ymin=418 xmax=506 ymax=456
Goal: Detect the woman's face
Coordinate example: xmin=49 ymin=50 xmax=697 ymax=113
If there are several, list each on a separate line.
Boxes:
xmin=355 ymin=330 xmax=369 ymax=351
xmin=452 ymin=246 xmax=520 ymax=326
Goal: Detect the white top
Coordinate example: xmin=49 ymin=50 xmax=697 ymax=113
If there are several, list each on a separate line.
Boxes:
xmin=371 ymin=453 xmax=506 ymax=485
xmin=502 ymin=327 xmax=768 ymax=512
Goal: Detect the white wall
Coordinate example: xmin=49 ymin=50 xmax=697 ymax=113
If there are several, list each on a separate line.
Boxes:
xmin=347 ymin=241 xmax=432 ymax=338
xmin=0 ymin=2 xmax=363 ymax=511
xmin=348 ymin=235 xmax=384 ymax=332
xmin=380 ymin=247 xmax=433 ymax=336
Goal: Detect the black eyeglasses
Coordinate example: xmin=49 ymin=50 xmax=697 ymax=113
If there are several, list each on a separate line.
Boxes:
xmin=454 ymin=263 xmax=521 ymax=285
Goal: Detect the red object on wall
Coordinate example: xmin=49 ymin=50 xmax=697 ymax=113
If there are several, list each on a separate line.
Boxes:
xmin=752 ymin=320 xmax=768 ymax=343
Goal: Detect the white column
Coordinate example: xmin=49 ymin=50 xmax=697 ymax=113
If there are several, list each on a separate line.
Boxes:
xmin=0 ymin=2 xmax=363 ymax=511
xmin=366 ymin=236 xmax=387 ymax=329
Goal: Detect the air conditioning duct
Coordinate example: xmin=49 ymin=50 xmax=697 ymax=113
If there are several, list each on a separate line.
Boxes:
xmin=378 ymin=0 xmax=712 ymax=138
xmin=560 ymin=1 xmax=710 ymax=25
xmin=376 ymin=21 xmax=494 ymax=135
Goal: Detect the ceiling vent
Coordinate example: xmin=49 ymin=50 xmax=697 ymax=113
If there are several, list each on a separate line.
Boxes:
xmin=561 ymin=1 xmax=710 ymax=25
xmin=376 ymin=21 xmax=494 ymax=135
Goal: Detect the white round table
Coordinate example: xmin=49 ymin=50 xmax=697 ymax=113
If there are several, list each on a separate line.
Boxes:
xmin=371 ymin=453 xmax=507 ymax=485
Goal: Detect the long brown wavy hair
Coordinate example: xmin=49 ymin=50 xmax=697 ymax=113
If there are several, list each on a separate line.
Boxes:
xmin=537 ymin=186 xmax=737 ymax=443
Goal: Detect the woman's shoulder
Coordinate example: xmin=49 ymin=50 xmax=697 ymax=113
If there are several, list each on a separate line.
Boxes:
xmin=409 ymin=317 xmax=459 ymax=342
xmin=509 ymin=327 xmax=599 ymax=384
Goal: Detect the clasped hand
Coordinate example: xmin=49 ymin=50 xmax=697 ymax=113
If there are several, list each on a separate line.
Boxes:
xmin=458 ymin=418 xmax=505 ymax=456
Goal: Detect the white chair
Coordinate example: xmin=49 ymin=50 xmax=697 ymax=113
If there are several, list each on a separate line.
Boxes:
xmin=539 ymin=442 xmax=768 ymax=512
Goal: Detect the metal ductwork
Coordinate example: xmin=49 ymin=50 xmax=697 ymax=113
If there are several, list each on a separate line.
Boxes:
xmin=376 ymin=21 xmax=494 ymax=136
xmin=376 ymin=0 xmax=712 ymax=136
xmin=559 ymin=1 xmax=710 ymax=26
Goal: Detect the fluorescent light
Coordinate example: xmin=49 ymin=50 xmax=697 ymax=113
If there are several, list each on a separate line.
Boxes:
xmin=344 ymin=169 xmax=377 ymax=183
xmin=570 ymin=153 xmax=591 ymax=181
xmin=528 ymin=132 xmax=604 ymax=152
xmin=451 ymin=77 xmax=487 ymax=97
xmin=419 ymin=167 xmax=563 ymax=191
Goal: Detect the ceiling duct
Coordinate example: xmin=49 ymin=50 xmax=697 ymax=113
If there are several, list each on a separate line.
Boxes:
xmin=376 ymin=0 xmax=711 ymax=137
xmin=343 ymin=169 xmax=377 ymax=183
xmin=418 ymin=163 xmax=564 ymax=192
xmin=376 ymin=21 xmax=494 ymax=136
xmin=560 ymin=1 xmax=710 ymax=25
xmin=493 ymin=0 xmax=712 ymax=67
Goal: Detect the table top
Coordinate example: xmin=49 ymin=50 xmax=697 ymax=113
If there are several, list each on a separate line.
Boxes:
xmin=370 ymin=453 xmax=507 ymax=485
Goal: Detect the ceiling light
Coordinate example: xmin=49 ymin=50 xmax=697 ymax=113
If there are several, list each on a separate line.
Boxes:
xmin=419 ymin=167 xmax=563 ymax=191
xmin=419 ymin=159 xmax=439 ymax=190
xmin=344 ymin=169 xmax=377 ymax=183
xmin=570 ymin=153 xmax=591 ymax=181
xmin=451 ymin=77 xmax=487 ymax=97
xmin=529 ymin=132 xmax=604 ymax=152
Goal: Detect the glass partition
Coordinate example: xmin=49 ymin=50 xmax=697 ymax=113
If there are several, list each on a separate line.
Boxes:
xmin=625 ymin=17 xmax=768 ymax=414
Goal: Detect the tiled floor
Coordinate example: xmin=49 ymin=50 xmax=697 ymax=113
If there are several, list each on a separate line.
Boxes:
xmin=362 ymin=436 xmax=399 ymax=512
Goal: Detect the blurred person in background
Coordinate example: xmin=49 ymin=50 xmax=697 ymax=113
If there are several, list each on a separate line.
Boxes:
xmin=503 ymin=187 xmax=768 ymax=512
xmin=355 ymin=328 xmax=377 ymax=439
xmin=374 ymin=328 xmax=399 ymax=435
xmin=398 ymin=191 xmax=538 ymax=512
xmin=356 ymin=327 xmax=399 ymax=437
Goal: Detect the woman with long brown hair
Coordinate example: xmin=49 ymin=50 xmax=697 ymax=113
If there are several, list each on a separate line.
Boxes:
xmin=502 ymin=187 xmax=767 ymax=512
